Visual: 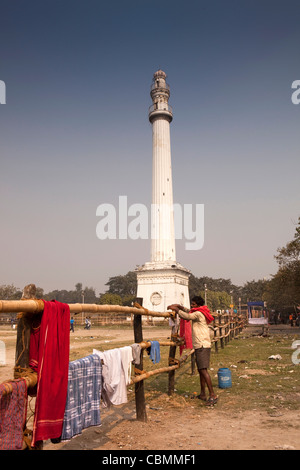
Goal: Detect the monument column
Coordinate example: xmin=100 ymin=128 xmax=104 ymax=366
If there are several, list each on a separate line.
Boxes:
xmin=149 ymin=70 xmax=176 ymax=262
xmin=136 ymin=70 xmax=190 ymax=313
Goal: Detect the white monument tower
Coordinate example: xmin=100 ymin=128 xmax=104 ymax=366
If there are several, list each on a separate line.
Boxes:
xmin=136 ymin=70 xmax=190 ymax=312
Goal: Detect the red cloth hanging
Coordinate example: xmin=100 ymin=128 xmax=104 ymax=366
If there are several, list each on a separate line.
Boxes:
xmin=179 ymin=318 xmax=193 ymax=355
xmin=29 ymin=300 xmax=70 ymax=447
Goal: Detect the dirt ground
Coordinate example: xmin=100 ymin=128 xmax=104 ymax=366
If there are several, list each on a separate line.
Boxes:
xmin=1 ymin=324 xmax=299 ymax=451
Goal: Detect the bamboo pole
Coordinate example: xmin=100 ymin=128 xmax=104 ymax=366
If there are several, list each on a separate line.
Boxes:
xmin=1 ymin=373 xmax=37 ymax=397
xmin=0 ymin=299 xmax=171 ymax=318
xmin=15 ymin=285 xmax=40 ymax=371
xmin=129 ymin=348 xmax=195 ymax=385
xmin=168 ymin=338 xmax=177 ymax=396
xmin=133 ymin=310 xmax=147 ymax=422
xmin=140 ymin=340 xmax=183 ymax=349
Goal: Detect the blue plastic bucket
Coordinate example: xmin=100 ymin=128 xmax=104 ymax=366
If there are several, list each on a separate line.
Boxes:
xmin=218 ymin=368 xmax=232 ymax=389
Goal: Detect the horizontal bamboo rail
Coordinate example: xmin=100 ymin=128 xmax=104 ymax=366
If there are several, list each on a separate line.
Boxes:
xmin=0 ymin=299 xmax=171 ymax=318
xmin=1 ymin=372 xmax=37 ymax=397
xmin=130 ymin=348 xmax=195 ymax=385
xmin=140 ymin=340 xmax=183 ymax=349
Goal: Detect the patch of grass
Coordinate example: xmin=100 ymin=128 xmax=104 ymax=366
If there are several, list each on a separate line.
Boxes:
xmin=142 ymin=331 xmax=300 ymax=413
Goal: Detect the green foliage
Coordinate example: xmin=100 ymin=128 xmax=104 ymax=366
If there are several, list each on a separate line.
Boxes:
xmin=189 ymin=274 xmax=237 ymax=298
xmin=44 ymin=284 xmax=98 ymax=304
xmin=265 ymin=218 xmax=300 ymax=310
xmin=275 ymin=216 xmax=300 ymax=268
xmin=98 ymin=292 xmax=123 ymax=305
xmin=264 ymin=262 xmax=300 ymax=310
xmin=0 ymin=284 xmax=22 ymax=300
xmin=193 ymin=289 xmax=231 ymax=311
xmin=105 ymin=271 xmax=137 ymax=297
xmin=241 ymin=279 xmax=269 ymax=302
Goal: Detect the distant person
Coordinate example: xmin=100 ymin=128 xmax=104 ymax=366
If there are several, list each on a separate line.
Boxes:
xmin=84 ymin=317 xmax=91 ymax=330
xmin=70 ymin=317 xmax=75 ymax=332
xmin=168 ymin=295 xmax=218 ymax=406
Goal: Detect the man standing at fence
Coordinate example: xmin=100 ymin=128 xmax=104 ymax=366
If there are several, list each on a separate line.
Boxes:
xmin=168 ymin=295 xmax=218 ymax=406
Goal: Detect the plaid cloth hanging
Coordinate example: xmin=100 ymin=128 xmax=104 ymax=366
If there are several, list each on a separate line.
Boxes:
xmin=61 ymin=354 xmax=102 ymax=441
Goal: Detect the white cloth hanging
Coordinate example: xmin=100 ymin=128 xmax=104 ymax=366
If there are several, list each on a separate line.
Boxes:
xmin=93 ymin=346 xmax=133 ymax=407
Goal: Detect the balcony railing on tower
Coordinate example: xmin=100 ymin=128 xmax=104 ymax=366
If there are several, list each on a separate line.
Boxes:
xmin=150 ymin=81 xmax=170 ymax=92
xmin=148 ymin=103 xmax=173 ymax=115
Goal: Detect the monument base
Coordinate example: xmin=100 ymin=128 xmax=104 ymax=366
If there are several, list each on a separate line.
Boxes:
xmin=136 ymin=261 xmax=190 ymax=320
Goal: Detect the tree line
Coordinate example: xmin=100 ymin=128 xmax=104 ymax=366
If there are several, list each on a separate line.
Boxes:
xmin=1 ymin=217 xmax=299 ymax=313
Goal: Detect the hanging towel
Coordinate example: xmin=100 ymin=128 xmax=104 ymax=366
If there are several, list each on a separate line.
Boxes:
xmin=29 ymin=300 xmax=70 ymax=447
xmin=169 ymin=314 xmax=180 ymax=329
xmin=179 ymin=318 xmax=193 ymax=355
xmin=148 ymin=341 xmax=161 ymax=364
xmin=130 ymin=343 xmax=141 ymax=366
xmin=119 ymin=346 xmax=133 ymax=385
xmin=93 ymin=348 xmax=128 ymax=407
xmin=0 ymin=379 xmax=28 ymax=450
xmin=61 ymin=354 xmax=102 ymax=441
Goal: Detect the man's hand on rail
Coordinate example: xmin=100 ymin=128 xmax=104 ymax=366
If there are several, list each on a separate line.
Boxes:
xmin=167 ymin=304 xmax=183 ymax=313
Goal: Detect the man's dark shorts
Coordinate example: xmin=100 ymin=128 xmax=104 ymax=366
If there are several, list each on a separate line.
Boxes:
xmin=195 ymin=347 xmax=211 ymax=370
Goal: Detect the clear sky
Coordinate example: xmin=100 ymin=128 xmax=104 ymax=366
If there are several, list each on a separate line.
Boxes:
xmin=0 ymin=0 xmax=299 ymax=295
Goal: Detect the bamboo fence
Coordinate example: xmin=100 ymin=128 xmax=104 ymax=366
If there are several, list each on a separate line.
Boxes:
xmin=0 ymin=284 xmax=247 ymax=449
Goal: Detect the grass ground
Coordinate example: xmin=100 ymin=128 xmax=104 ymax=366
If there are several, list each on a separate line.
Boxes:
xmin=145 ymin=328 xmax=300 ymax=415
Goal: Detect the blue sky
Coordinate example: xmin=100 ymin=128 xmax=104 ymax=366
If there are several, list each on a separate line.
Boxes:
xmin=0 ymin=0 xmax=299 ymax=295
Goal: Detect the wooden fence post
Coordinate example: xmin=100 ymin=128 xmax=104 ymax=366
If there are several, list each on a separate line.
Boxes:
xmin=168 ymin=338 xmax=177 ymax=395
xmin=15 ymin=284 xmax=37 ymax=374
xmin=14 ymin=284 xmax=43 ymax=449
xmin=219 ymin=314 xmax=224 ymax=349
xmin=191 ymin=352 xmax=196 ymax=375
xmin=214 ymin=317 xmax=219 ymax=353
xmin=168 ymin=314 xmax=181 ymax=395
xmin=133 ymin=311 xmax=147 ymax=422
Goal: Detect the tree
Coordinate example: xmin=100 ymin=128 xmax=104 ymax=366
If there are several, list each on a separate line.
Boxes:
xmin=105 ymin=271 xmax=137 ymax=297
xmin=45 ymin=284 xmax=97 ymax=304
xmin=240 ymin=279 xmax=269 ymax=303
xmin=189 ymin=274 xmax=241 ymax=304
xmin=264 ymin=262 xmax=300 ymax=311
xmin=264 ymin=217 xmax=300 ymax=310
xmin=99 ymin=292 xmax=123 ymax=305
xmin=275 ymin=217 xmax=300 ymax=267
xmin=0 ymin=284 xmax=22 ymax=300
xmin=197 ymin=290 xmax=231 ymax=311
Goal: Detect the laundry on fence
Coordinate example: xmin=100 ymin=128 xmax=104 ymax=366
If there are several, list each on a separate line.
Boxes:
xmin=0 ymin=378 xmax=28 ymax=450
xmin=169 ymin=314 xmax=180 ymax=329
xmin=146 ymin=340 xmax=161 ymax=364
xmin=93 ymin=346 xmax=133 ymax=407
xmin=61 ymin=354 xmax=102 ymax=441
xmin=120 ymin=346 xmax=134 ymax=386
xmin=179 ymin=318 xmax=193 ymax=355
xmin=130 ymin=343 xmax=141 ymax=366
xmin=29 ymin=299 xmax=70 ymax=447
